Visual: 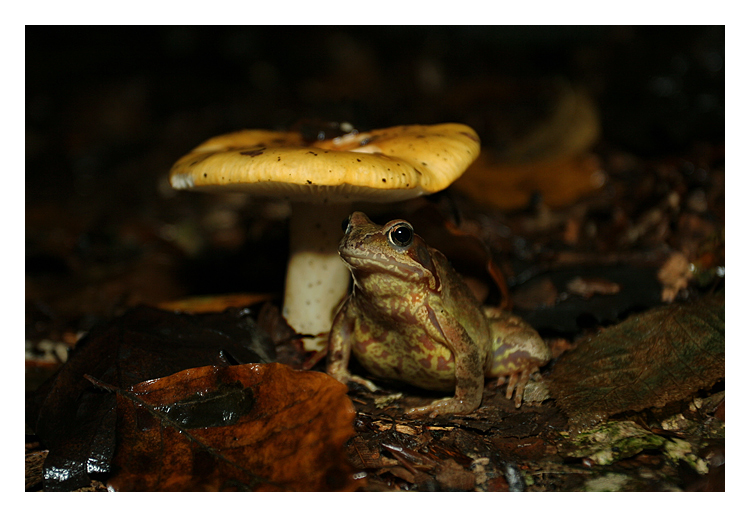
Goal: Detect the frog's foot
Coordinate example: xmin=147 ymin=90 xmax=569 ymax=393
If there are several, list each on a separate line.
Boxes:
xmin=496 ymin=368 xmax=534 ymax=408
xmin=405 ymin=396 xmax=480 ymax=418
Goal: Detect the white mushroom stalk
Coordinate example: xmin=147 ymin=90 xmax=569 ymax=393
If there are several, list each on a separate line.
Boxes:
xmin=168 ymin=123 xmax=480 ymax=352
xmin=284 ymin=201 xmax=352 ymax=343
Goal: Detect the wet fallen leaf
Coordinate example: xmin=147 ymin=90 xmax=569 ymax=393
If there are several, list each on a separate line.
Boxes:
xmin=32 ymin=305 xmax=276 ymax=491
xmin=549 ymin=294 xmax=724 ymax=429
xmin=104 ymin=363 xmax=360 ymax=491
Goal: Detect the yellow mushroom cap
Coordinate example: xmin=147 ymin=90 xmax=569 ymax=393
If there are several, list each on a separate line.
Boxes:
xmin=169 ymin=123 xmax=480 ymax=202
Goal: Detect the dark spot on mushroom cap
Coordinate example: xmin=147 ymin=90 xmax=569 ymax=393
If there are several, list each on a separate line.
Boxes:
xmin=356 ymin=158 xmax=361 ymax=162
xmin=240 ymin=148 xmax=265 ymax=157
xmin=306 ymin=180 xmax=312 ymax=184
xmin=382 ymin=178 xmax=386 ymax=182
xmin=307 ymin=151 xmax=318 ymax=156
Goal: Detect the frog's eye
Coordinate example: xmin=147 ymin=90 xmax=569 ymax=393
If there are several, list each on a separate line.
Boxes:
xmin=341 ymin=215 xmax=352 ymax=233
xmin=388 ymin=222 xmax=414 ymax=249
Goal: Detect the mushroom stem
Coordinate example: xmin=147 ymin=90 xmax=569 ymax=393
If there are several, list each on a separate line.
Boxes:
xmin=283 ymin=202 xmax=352 ymax=351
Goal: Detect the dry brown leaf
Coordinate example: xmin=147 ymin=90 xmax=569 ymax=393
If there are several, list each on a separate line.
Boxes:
xmin=33 ymin=305 xmax=278 ymax=491
xmin=106 ymin=362 xmax=360 ymax=491
xmin=549 ymin=294 xmax=724 ymax=429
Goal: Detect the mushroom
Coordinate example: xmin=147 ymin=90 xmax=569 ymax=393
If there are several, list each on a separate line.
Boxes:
xmin=169 ymin=123 xmax=480 ymax=350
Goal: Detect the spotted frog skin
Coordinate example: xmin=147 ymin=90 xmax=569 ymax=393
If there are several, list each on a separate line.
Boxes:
xmin=327 ymin=212 xmax=551 ymax=417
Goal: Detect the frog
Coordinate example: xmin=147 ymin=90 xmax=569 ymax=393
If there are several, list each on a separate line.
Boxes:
xmin=326 ymin=211 xmax=551 ymax=417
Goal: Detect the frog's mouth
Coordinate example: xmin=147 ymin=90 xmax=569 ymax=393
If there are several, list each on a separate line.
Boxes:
xmin=339 ymin=248 xmax=429 ymax=282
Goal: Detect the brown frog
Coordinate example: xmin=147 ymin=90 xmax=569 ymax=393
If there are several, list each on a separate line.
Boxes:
xmin=327 ymin=211 xmax=551 ymax=417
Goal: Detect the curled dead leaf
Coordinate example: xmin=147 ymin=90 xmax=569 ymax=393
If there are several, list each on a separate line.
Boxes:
xmin=107 ymin=362 xmax=361 ymax=491
xmin=32 ymin=305 xmax=277 ymax=491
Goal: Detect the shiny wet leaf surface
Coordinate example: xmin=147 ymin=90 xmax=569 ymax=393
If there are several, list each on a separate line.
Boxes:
xmin=107 ymin=363 xmax=359 ymax=491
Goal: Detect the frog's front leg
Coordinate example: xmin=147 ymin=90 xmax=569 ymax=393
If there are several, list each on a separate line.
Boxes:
xmin=483 ymin=307 xmax=551 ymax=408
xmin=327 ymin=304 xmax=379 ymax=391
xmin=405 ymin=308 xmax=485 ymax=418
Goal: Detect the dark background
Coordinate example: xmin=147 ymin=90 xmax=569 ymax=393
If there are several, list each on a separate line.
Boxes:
xmin=25 ymin=25 xmax=725 ymax=316
xmin=27 ymin=26 xmax=724 ymax=196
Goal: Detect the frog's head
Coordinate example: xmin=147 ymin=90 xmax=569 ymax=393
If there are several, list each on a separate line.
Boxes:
xmin=338 ymin=212 xmax=440 ymax=289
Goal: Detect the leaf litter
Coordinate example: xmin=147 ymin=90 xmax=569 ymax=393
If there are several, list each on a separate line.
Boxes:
xmin=101 ymin=363 xmax=359 ymax=491
xmin=30 ymin=305 xmax=360 ymax=491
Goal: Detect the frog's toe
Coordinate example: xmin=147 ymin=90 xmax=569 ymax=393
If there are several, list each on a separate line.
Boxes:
xmin=504 ymin=368 xmax=532 ymax=408
xmin=349 ymin=375 xmax=380 ymax=392
xmin=405 ymin=396 xmax=479 ymax=417
xmin=331 ymin=370 xmax=380 ymax=392
xmin=505 ymin=372 xmax=519 ymax=400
